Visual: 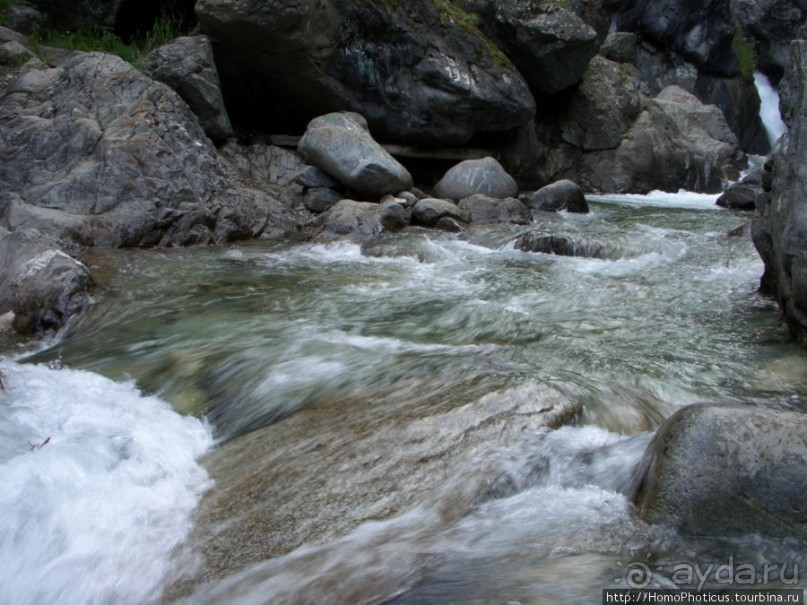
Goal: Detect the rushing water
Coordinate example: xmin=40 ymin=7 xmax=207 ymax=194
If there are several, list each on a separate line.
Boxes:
xmin=754 ymin=71 xmax=788 ymax=147
xmin=2 ymin=193 xmax=807 ymax=603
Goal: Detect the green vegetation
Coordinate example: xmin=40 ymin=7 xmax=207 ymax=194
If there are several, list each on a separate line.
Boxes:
xmin=732 ymin=33 xmax=757 ymax=79
xmin=1 ymin=0 xmax=184 ymax=69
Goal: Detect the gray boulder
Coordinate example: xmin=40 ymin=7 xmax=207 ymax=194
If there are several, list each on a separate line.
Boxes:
xmin=753 ymin=40 xmax=807 ymax=339
xmin=294 ymin=166 xmax=342 ymax=190
xmin=457 ymin=0 xmax=601 ymax=94
xmin=195 ymin=0 xmax=535 ymax=145
xmin=434 ymin=157 xmax=518 ymax=201
xmin=633 ymin=403 xmax=807 ymax=540
xmin=0 ymin=229 xmax=91 ymax=334
xmin=562 ymin=56 xmax=645 ymax=151
xmin=303 ymin=188 xmax=343 ymax=214
xmin=412 ymin=198 xmax=468 ymax=227
xmin=145 ymin=35 xmax=234 ymax=143
xmin=298 ymin=113 xmax=413 ymax=198
xmin=313 ymin=199 xmax=408 ymax=243
xmin=458 ymin=195 xmax=532 ymax=225
xmin=0 ymin=52 xmax=298 ymax=247
xmin=515 ymin=232 xmax=614 ymax=259
xmin=6 ymin=6 xmax=44 ymax=35
xmin=527 ymin=180 xmax=590 ymax=214
xmin=577 ymin=86 xmax=744 ymax=193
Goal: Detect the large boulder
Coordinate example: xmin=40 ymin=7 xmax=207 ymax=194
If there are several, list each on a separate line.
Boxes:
xmin=753 ymin=40 xmax=807 ymax=339
xmin=0 ymin=52 xmax=298 ymax=247
xmin=298 ymin=113 xmax=413 ymax=197
xmin=562 ymin=56 xmax=645 ymax=151
xmin=434 ymin=157 xmax=518 ymax=201
xmin=144 ymin=35 xmax=234 ymax=143
xmin=633 ymin=403 xmax=807 ymax=540
xmin=195 ymin=0 xmax=535 ymax=144
xmin=577 ymin=86 xmax=744 ymax=193
xmin=0 ymin=229 xmax=91 ymax=334
xmin=455 ymin=0 xmax=601 ymax=94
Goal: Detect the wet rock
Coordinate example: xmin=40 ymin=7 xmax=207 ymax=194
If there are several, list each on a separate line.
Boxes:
xmin=434 ymin=157 xmax=518 ymax=201
xmin=753 ymin=40 xmax=807 ymax=339
xmin=144 ymin=35 xmax=233 ymax=143
xmin=196 ymin=0 xmax=535 ymax=144
xmin=298 ymin=113 xmax=413 ymax=198
xmin=716 ymin=168 xmax=762 ymax=210
xmin=0 ymin=52 xmax=298 ymax=247
xmin=313 ymin=199 xmax=408 ymax=243
xmin=600 ymin=31 xmax=638 ymax=64
xmin=412 ymin=198 xmax=467 ymax=227
xmin=294 ymin=166 xmax=342 ymax=190
xmin=458 ymin=195 xmax=532 ymax=225
xmin=515 ymin=232 xmax=613 ymax=259
xmin=527 ymin=180 xmax=589 ymax=214
xmin=0 ymin=229 xmax=91 ymax=335
xmin=633 ymin=403 xmax=807 ymax=540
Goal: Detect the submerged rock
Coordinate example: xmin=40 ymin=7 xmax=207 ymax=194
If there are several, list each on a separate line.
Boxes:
xmin=298 ymin=112 xmax=413 ymax=197
xmin=515 ymin=232 xmax=614 ymax=260
xmin=633 ymin=403 xmax=807 ymax=540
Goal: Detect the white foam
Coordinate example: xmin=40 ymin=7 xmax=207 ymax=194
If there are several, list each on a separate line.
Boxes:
xmin=588 ymin=190 xmax=723 ymax=210
xmin=0 ymin=362 xmax=213 ymax=605
xmin=754 ymin=71 xmax=787 ymax=147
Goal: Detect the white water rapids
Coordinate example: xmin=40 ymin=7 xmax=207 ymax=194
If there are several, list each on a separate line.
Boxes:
xmin=1 ymin=192 xmax=806 ymax=603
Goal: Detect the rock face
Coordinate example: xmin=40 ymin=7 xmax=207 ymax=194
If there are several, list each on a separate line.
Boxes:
xmin=434 ymin=157 xmax=518 ymax=201
xmin=577 ymin=85 xmax=743 ymax=193
xmin=633 ymin=403 xmax=807 ymax=540
xmin=753 ymin=40 xmax=807 ymax=339
xmin=0 ymin=229 xmax=91 ymax=334
xmin=195 ymin=0 xmax=535 ymax=144
xmin=0 ymin=52 xmax=298 ymax=248
xmin=734 ymin=0 xmax=806 ymax=82
xmin=298 ymin=113 xmax=413 ymax=197
xmin=144 ymin=35 xmax=233 ymax=143
xmin=456 ymin=0 xmax=601 ymax=94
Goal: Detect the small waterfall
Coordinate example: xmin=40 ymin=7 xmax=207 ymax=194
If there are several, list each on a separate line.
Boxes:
xmin=754 ymin=71 xmax=788 ymax=147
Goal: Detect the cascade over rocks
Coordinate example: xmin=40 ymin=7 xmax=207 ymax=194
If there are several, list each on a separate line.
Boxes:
xmin=434 ymin=157 xmax=518 ymax=201
xmin=144 ymin=35 xmax=234 ymax=143
xmin=633 ymin=403 xmax=807 ymax=540
xmin=195 ymin=0 xmax=535 ymax=145
xmin=0 ymin=51 xmax=298 ymax=248
xmin=753 ymin=39 xmax=807 ymax=340
xmin=297 ymin=112 xmax=413 ymax=198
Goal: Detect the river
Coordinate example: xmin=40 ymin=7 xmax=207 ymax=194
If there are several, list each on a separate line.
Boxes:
xmin=1 ymin=192 xmax=806 ymax=603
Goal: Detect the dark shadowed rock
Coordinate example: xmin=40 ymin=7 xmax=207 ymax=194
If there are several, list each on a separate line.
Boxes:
xmin=294 ymin=166 xmax=342 ymax=190
xmin=562 ymin=56 xmax=645 ymax=151
xmin=600 ymin=31 xmax=638 ymax=63
xmin=717 ymin=167 xmax=762 ymax=210
xmin=412 ymin=198 xmax=467 ymax=227
xmin=457 ymin=0 xmax=601 ymax=94
xmin=196 ymin=0 xmax=535 ymax=144
xmin=298 ymin=113 xmax=413 ymax=198
xmin=313 ymin=199 xmax=408 ymax=243
xmin=304 ymin=188 xmax=343 ymax=214
xmin=0 ymin=52 xmax=298 ymax=247
xmin=734 ymin=0 xmax=806 ymax=82
xmin=0 ymin=229 xmax=91 ymax=334
xmin=145 ymin=35 xmax=234 ymax=143
xmin=633 ymin=403 xmax=807 ymax=540
xmin=458 ymin=195 xmax=532 ymax=225
xmin=753 ymin=40 xmax=807 ymax=339
xmin=527 ymin=180 xmax=590 ymax=213
xmin=434 ymin=157 xmax=518 ymax=201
